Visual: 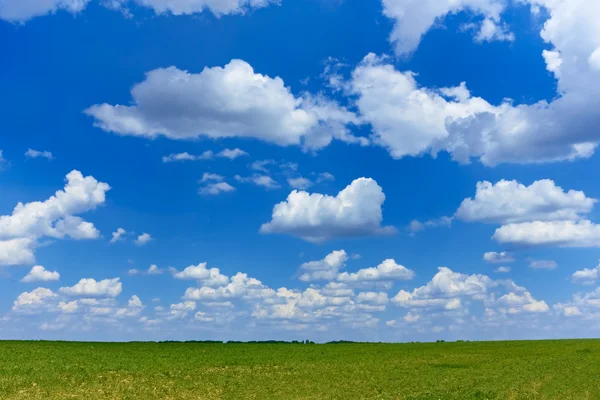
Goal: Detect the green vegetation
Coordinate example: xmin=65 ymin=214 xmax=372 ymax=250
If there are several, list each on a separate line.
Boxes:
xmin=0 ymin=339 xmax=599 ymax=399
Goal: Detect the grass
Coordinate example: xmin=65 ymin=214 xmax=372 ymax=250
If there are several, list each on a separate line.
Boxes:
xmin=0 ymin=339 xmax=599 ymax=399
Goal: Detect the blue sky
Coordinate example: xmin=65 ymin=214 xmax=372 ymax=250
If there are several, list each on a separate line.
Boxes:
xmin=1 ymin=0 xmax=600 ymax=342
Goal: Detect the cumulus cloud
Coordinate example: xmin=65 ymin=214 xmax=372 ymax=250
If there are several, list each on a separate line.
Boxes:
xmin=21 ymin=266 xmax=60 ymax=283
xmin=1 ymin=0 xmax=279 ymax=23
xmin=217 ymin=148 xmax=248 ymax=160
xmin=298 ymin=250 xmax=348 ymax=282
xmin=455 ymin=180 xmax=596 ymax=224
xmin=134 ymin=233 xmax=152 ymax=246
xmin=172 ymin=262 xmax=229 ymax=287
xmin=0 ymin=170 xmax=109 ymax=241
xmin=287 ymin=177 xmax=313 ymax=190
xmin=260 ymin=178 xmax=396 ymax=242
xmin=352 ymin=0 xmax=600 ymax=165
xmin=381 ymin=0 xmax=506 ymax=55
xmin=0 ymin=170 xmax=109 ymax=266
xmin=554 ymin=286 xmax=600 ymax=319
xmin=110 ymin=228 xmax=127 ymax=244
xmin=338 ymin=259 xmax=415 ymax=283
xmin=60 ymin=278 xmax=123 ymax=298
xmin=86 ymin=60 xmax=360 ymax=151
xmin=483 ymin=251 xmax=514 ymax=264
xmin=0 ymin=238 xmax=36 ymax=267
xmin=572 ymin=263 xmax=600 ymax=285
xmin=495 ymin=266 xmax=511 ymax=273
xmin=25 ymin=149 xmax=53 ymax=160
xmin=12 ymin=288 xmax=58 ymax=312
xmin=493 ymin=220 xmax=600 ymax=248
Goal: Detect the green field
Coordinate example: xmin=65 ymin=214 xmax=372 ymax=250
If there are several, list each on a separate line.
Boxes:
xmin=1 ymin=340 xmax=599 ymax=399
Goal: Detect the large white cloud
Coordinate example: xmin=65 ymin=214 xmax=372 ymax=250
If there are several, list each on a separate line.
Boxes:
xmin=493 ymin=220 xmax=600 ymax=248
xmin=0 ymin=238 xmax=36 ymax=267
xmin=455 ymin=180 xmax=596 ymax=224
xmin=0 ymin=170 xmax=109 ymax=240
xmin=86 ymin=60 xmax=360 ymax=151
xmin=355 ymin=0 xmax=600 ymax=165
xmin=0 ymin=0 xmax=279 ymax=22
xmin=381 ymin=0 xmax=506 ymax=55
xmin=260 ymin=178 xmax=396 ymax=243
xmin=349 ymin=54 xmax=495 ymax=159
xmin=0 ymin=171 xmax=108 ymax=266
xmin=59 ymin=278 xmax=123 ymax=298
xmin=21 ymin=266 xmax=60 ymax=283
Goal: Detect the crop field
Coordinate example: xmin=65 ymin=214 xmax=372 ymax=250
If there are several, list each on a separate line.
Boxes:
xmin=0 ymin=340 xmax=599 ymax=399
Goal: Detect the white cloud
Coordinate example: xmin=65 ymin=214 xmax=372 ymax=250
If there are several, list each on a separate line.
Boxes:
xmin=572 ymin=263 xmax=600 ymax=284
xmin=134 ymin=233 xmax=152 ymax=246
xmin=455 ymin=180 xmax=595 ymax=224
xmin=199 ymin=182 xmax=236 ymax=196
xmin=199 ymin=173 xmax=224 ymax=183
xmin=162 ymin=151 xmax=213 ymax=163
xmin=472 ymin=18 xmax=514 ymax=43
xmin=495 ymin=266 xmax=511 ymax=273
xmin=356 ymin=292 xmax=388 ymax=305
xmin=483 ymin=251 xmax=514 ymax=264
xmin=218 ymin=148 xmax=248 ymax=160
xmin=338 ymin=259 xmax=415 ymax=283
xmin=59 ymin=278 xmax=123 ymax=298
xmin=0 ymin=0 xmax=90 ymax=23
xmin=21 ymin=266 xmax=60 ymax=283
xmin=86 ymin=60 xmax=360 ymax=151
xmin=235 ymin=174 xmax=280 ymax=190
xmin=493 ymin=220 xmax=600 ymax=248
xmin=260 ymin=178 xmax=396 ymax=243
xmin=129 ymin=265 xmax=164 ymax=276
xmin=110 ymin=228 xmax=127 ymax=243
xmin=528 ymin=259 xmax=557 ymax=270
xmin=0 ymin=171 xmax=108 ymax=266
xmin=554 ymin=287 xmax=600 ymax=319
xmin=169 ymin=301 xmax=197 ymax=319
xmin=316 ymin=172 xmax=335 ymax=183
xmin=12 ymin=288 xmax=58 ymax=312
xmin=125 ymin=0 xmax=279 ymax=17
xmin=0 ymin=0 xmax=279 ymax=22
xmin=25 ymin=149 xmax=53 ymax=160
xmin=381 ymin=0 xmax=506 ymax=55
xmin=287 ymin=177 xmax=312 ymax=190
xmin=0 ymin=238 xmax=36 ymax=267
xmin=391 ymin=267 xmax=492 ymax=309
xmin=172 ymin=262 xmax=229 ymax=287
xmin=58 ymin=300 xmax=79 ymax=314
xmin=250 ymin=159 xmax=275 ymax=173
xmin=298 ymin=250 xmax=348 ymax=282
xmin=356 ymin=0 xmax=600 ymax=165
xmin=0 ymin=170 xmax=109 ymax=241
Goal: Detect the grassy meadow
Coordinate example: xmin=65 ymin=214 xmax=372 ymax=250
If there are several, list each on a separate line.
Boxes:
xmin=0 ymin=339 xmax=599 ymax=399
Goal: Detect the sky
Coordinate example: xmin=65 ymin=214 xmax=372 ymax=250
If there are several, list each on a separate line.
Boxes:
xmin=1 ymin=0 xmax=600 ymax=342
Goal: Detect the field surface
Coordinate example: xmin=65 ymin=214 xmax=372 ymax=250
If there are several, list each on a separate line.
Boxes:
xmin=1 ymin=340 xmax=599 ymax=399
